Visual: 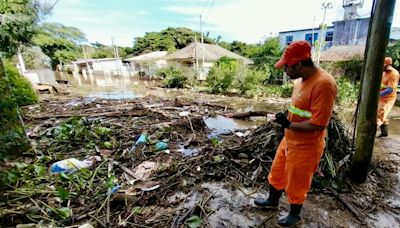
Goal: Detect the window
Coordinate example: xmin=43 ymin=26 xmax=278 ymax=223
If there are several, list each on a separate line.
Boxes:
xmin=325 ymin=31 xmax=333 ymax=41
xmin=305 ymin=33 xmax=319 ymax=45
xmin=305 ymin=33 xmax=312 ymax=44
xmin=285 ymin=35 xmax=293 ymax=45
xmin=314 ymin=33 xmax=318 ymax=42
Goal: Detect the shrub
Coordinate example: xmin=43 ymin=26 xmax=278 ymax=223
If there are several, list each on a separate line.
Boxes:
xmin=336 ymin=77 xmax=359 ymax=105
xmin=158 ymin=65 xmax=195 ymax=88
xmin=235 ymin=68 xmax=269 ymax=96
xmin=387 ymin=40 xmax=400 ymax=70
xmin=334 ymin=56 xmax=363 ymax=82
xmin=264 ymin=84 xmax=293 ymax=98
xmin=206 ymin=57 xmax=239 ymax=93
xmin=0 ymin=61 xmax=38 ymax=158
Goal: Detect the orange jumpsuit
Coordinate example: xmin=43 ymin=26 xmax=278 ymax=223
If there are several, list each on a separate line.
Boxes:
xmin=268 ymin=69 xmax=337 ymax=204
xmin=377 ymin=68 xmax=399 ymax=126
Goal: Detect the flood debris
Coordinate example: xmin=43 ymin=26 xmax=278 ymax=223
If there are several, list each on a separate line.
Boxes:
xmin=0 ymin=95 xmax=388 ymax=227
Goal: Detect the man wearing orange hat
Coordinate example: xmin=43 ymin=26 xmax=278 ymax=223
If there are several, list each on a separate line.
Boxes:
xmin=377 ymin=57 xmax=399 ymax=137
xmin=254 ymin=41 xmax=337 ymax=227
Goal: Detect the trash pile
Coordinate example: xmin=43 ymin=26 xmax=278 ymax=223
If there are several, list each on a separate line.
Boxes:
xmin=0 ymin=96 xmax=353 ymax=227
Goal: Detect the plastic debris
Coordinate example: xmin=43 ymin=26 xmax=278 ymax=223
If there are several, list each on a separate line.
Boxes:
xmin=179 ymin=111 xmax=190 ymax=117
xmin=155 ymin=141 xmax=168 ymax=151
xmin=49 ymin=156 xmax=100 ymax=174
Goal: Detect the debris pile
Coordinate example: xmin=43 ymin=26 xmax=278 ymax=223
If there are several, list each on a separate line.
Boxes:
xmin=0 ymin=96 xmax=354 ymax=227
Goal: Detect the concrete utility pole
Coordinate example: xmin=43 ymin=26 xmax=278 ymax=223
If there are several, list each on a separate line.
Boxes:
xmin=316 ymin=2 xmax=332 ymax=66
xmin=311 ymin=16 xmax=316 ymax=56
xmin=200 ymin=14 xmax=205 ymax=79
xmin=350 ymin=0 xmax=396 ymax=183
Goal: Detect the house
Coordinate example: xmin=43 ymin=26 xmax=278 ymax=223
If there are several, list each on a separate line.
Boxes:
xmin=278 ymin=26 xmax=335 ymax=50
xmin=72 ymin=58 xmax=128 ymax=76
xmin=165 ymin=42 xmax=253 ymax=80
xmin=124 ymin=51 xmax=168 ymax=76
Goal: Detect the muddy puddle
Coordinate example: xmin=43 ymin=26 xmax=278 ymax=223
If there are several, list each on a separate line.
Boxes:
xmin=169 ymin=182 xmax=362 ymax=227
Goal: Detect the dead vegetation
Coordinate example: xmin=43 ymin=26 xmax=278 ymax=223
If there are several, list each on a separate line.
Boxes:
xmin=0 ymin=95 xmax=381 ymax=227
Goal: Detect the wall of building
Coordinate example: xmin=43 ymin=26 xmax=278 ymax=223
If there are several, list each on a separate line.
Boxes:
xmin=333 ymin=18 xmax=369 ymax=45
xmin=278 ymin=27 xmax=334 ymax=49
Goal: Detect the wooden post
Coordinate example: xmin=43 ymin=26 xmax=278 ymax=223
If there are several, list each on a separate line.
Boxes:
xmin=350 ymin=0 xmax=396 ymax=183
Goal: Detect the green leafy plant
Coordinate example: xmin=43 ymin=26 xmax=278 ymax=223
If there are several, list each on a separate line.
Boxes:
xmin=206 ymin=57 xmax=239 ymax=93
xmin=336 ymin=77 xmax=359 ymax=105
xmin=236 ymin=68 xmax=269 ymax=96
xmin=264 ymin=84 xmax=293 ymax=98
xmin=158 ymin=65 xmax=195 ymax=88
xmin=387 ymin=40 xmax=400 ymax=70
xmin=187 ymin=215 xmax=203 ymax=228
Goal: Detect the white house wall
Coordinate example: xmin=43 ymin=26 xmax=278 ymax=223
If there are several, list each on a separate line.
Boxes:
xmin=278 ymin=27 xmax=335 ymax=49
xmin=92 ymin=60 xmax=123 ymax=72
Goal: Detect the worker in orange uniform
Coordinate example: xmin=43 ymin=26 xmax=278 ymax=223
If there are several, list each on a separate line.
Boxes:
xmin=254 ymin=41 xmax=337 ymax=227
xmin=377 ymin=57 xmax=399 ymax=137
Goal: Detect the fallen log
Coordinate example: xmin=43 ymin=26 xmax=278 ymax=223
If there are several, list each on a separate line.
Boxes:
xmin=27 ymin=110 xmax=149 ymax=119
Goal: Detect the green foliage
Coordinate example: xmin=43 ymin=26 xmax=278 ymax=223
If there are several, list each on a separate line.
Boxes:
xmin=235 ymin=68 xmax=269 ymax=96
xmin=206 ymin=57 xmax=240 ymax=93
xmin=0 ymin=0 xmax=38 ymax=56
xmin=19 ymin=45 xmax=50 ymax=69
xmin=158 ymin=65 xmax=195 ymax=88
xmin=89 ymin=42 xmax=133 ymax=59
xmin=264 ymin=84 xmax=294 ymax=98
xmin=249 ymin=38 xmax=283 ymax=83
xmin=187 ymin=215 xmax=203 ymax=228
xmin=3 ymin=61 xmax=38 ymax=106
xmin=159 ymin=67 xmax=184 ymax=88
xmin=387 ymin=40 xmax=400 ymax=70
xmin=336 ymin=77 xmax=359 ymax=105
xmin=334 ymin=56 xmax=363 ymax=82
xmin=133 ymin=27 xmax=215 ymax=55
xmin=0 ymin=62 xmax=37 ymax=158
xmin=33 ymin=23 xmax=86 ymax=68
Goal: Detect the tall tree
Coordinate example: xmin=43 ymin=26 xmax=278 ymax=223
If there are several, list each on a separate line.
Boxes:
xmin=33 ymin=23 xmax=86 ymax=67
xmin=132 ymin=27 xmax=215 ymax=55
xmin=0 ymin=0 xmax=39 ymax=56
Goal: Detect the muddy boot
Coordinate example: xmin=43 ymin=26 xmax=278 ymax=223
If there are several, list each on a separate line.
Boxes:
xmin=277 ymin=204 xmax=302 ymax=227
xmin=254 ymin=186 xmax=283 ymax=209
xmin=379 ymin=124 xmax=389 ymax=137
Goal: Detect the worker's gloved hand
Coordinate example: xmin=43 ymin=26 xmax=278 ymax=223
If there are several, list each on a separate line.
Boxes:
xmin=275 ymin=112 xmax=291 ymax=129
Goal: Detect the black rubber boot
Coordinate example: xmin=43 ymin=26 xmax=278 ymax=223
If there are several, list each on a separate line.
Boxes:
xmin=254 ymin=186 xmax=283 ymax=209
xmin=277 ymin=204 xmax=302 ymax=227
xmin=379 ymin=124 xmax=389 ymax=137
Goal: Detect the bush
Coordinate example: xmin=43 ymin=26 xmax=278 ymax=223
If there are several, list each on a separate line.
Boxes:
xmin=235 ymin=68 xmax=269 ymax=96
xmin=264 ymin=84 xmax=293 ymax=98
xmin=334 ymin=57 xmax=363 ymax=82
xmin=0 ymin=61 xmax=38 ymax=158
xmin=336 ymin=77 xmax=359 ymax=105
xmin=387 ymin=40 xmax=400 ymax=70
xmin=158 ymin=65 xmax=195 ymax=88
xmin=206 ymin=57 xmax=239 ymax=93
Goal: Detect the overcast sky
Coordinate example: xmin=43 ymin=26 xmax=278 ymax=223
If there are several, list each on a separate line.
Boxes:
xmin=46 ymin=0 xmax=400 ymax=46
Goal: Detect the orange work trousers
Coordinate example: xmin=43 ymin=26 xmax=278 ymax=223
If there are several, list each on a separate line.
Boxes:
xmin=268 ymin=137 xmax=324 ymax=204
xmin=377 ymin=98 xmax=396 ymax=127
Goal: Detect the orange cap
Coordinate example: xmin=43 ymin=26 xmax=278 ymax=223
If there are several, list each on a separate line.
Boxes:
xmin=274 ymin=41 xmax=312 ymax=69
xmin=384 ymin=57 xmax=393 ymax=66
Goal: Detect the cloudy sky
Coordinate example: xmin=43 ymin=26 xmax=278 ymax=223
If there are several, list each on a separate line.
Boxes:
xmin=45 ymin=0 xmax=400 ymax=46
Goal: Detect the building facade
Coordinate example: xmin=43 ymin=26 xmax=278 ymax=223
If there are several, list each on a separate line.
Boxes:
xmin=278 ymin=26 xmax=335 ymax=49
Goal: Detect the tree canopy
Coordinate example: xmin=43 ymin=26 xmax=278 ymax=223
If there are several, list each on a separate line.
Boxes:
xmin=0 ymin=0 xmax=39 ymax=56
xmin=132 ymin=27 xmax=215 ymax=55
xmin=33 ymin=23 xmax=86 ymax=67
